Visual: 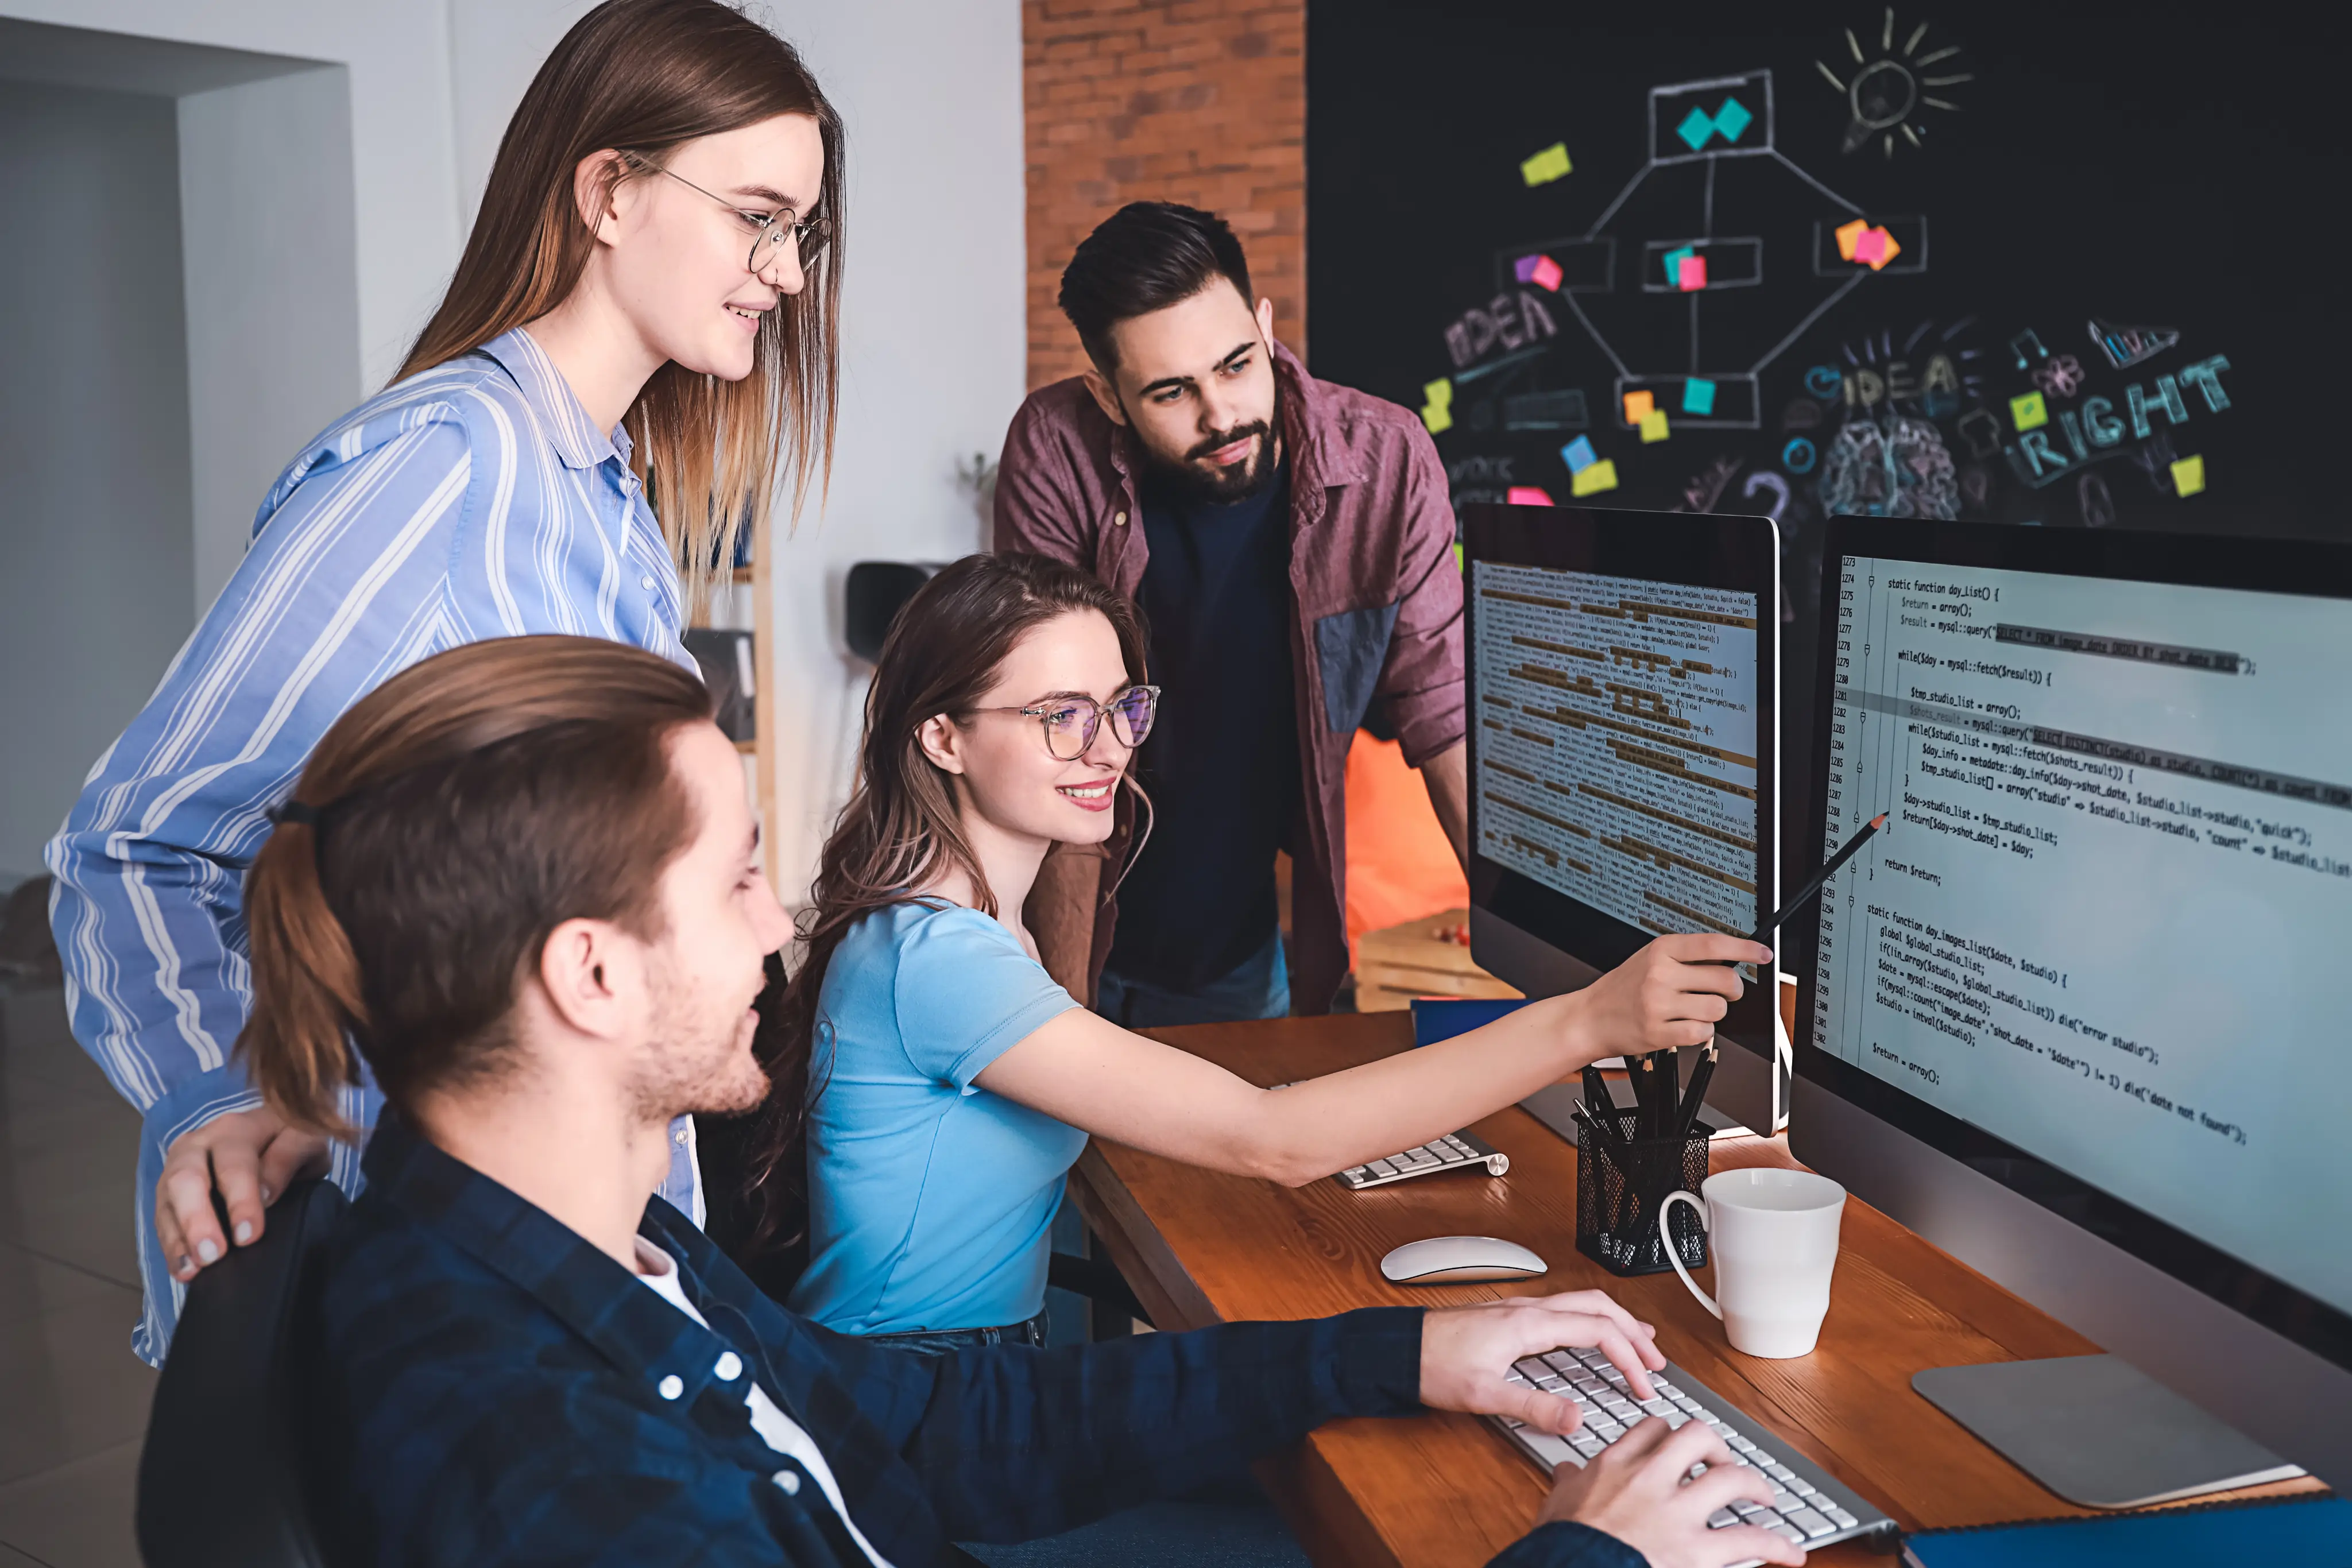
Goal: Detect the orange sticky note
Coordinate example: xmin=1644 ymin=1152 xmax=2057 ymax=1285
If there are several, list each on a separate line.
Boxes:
xmin=1835 ymin=218 xmax=1869 ymax=261
xmin=1639 ymin=409 xmax=1670 ymax=443
xmin=1623 ymin=390 xmax=1655 ymax=424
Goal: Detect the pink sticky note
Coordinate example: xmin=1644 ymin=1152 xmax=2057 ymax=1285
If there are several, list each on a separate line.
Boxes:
xmin=1677 ymin=254 xmax=1708 ymax=291
xmin=1866 ymin=229 xmax=1902 ymax=271
xmin=1530 ymin=254 xmax=1563 ymax=292
xmin=1506 ymin=486 xmax=1556 ymax=506
xmin=1852 ymin=227 xmax=1887 ymax=267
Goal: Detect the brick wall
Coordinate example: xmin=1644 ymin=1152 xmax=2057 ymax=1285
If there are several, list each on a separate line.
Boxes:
xmin=1022 ymin=0 xmax=1307 ymax=391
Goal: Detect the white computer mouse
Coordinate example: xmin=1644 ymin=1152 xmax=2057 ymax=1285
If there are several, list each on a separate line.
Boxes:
xmin=1379 ymin=1235 xmax=1548 ymax=1285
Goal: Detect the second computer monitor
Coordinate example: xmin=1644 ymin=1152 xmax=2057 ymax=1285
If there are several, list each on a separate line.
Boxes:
xmin=1461 ymin=503 xmax=1780 ymax=1135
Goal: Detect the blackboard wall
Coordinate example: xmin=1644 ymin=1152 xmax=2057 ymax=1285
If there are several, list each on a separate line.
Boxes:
xmin=1306 ymin=0 xmax=2335 ymax=964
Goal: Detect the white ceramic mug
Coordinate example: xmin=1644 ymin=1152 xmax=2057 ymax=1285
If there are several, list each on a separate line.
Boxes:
xmin=1657 ymin=1168 xmax=1847 ymax=1358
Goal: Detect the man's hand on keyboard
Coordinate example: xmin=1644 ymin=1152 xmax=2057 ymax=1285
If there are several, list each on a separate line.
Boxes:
xmin=1539 ymin=1417 xmax=1805 ymax=1568
xmin=1573 ymin=935 xmax=1774 ymax=1055
xmin=1418 ymin=1290 xmax=1664 ymax=1434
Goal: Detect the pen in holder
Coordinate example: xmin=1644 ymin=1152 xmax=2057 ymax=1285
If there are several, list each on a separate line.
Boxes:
xmin=1574 ymin=1104 xmax=1710 ymax=1276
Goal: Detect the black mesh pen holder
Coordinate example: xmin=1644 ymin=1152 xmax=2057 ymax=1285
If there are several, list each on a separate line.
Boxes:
xmin=1575 ymin=1108 xmax=1710 ymax=1276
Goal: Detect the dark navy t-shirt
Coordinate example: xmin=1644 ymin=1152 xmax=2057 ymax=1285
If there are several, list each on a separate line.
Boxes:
xmin=1108 ymin=459 xmax=1298 ymax=991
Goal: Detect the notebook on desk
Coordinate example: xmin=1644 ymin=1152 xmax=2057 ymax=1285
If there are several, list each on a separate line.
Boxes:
xmin=1898 ymin=1493 xmax=2349 ymax=1567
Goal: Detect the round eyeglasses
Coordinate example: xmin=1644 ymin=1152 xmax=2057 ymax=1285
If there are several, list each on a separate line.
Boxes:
xmin=626 ymin=154 xmax=830 ymax=276
xmin=976 ymin=686 xmax=1161 ymax=761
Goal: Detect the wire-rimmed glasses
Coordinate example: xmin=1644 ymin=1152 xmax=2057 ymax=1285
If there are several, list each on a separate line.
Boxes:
xmin=624 ymin=153 xmax=830 ymax=275
xmin=976 ymin=686 xmax=1161 ymax=760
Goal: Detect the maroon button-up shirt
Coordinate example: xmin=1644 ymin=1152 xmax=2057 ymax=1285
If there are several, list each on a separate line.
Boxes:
xmin=992 ymin=341 xmax=1465 ymax=1014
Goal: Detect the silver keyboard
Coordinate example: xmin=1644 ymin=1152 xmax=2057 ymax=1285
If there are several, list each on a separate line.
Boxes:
xmin=1496 ymin=1347 xmax=1897 ymax=1560
xmin=1333 ymin=1130 xmax=1508 ymax=1189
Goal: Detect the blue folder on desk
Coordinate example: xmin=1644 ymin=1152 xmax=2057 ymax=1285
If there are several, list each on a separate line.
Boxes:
xmin=1899 ymin=1493 xmax=2350 ymax=1567
xmin=1408 ymin=997 xmax=1527 ymax=1046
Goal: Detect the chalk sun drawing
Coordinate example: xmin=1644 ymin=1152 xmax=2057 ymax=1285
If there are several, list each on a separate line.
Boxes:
xmin=1815 ymin=8 xmax=1970 ymax=159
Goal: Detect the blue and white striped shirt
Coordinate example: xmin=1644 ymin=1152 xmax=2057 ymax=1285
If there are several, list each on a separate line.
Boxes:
xmin=46 ymin=328 xmax=707 ymax=1363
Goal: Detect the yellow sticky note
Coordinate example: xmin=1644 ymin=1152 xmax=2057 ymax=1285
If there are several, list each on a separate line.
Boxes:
xmin=1835 ymin=218 xmax=1869 ymax=261
xmin=1639 ymin=409 xmax=1670 ymax=443
xmin=2171 ymin=454 xmax=2206 ymax=497
xmin=1423 ymin=377 xmax=1453 ymax=408
xmin=1623 ymin=390 xmax=1655 ymax=423
xmin=1570 ymin=457 xmax=1619 ymax=497
xmin=2010 ymin=391 xmax=2048 ymax=432
xmin=1520 ymin=142 xmax=1572 ymax=186
xmin=1421 ymin=402 xmax=1453 ymax=435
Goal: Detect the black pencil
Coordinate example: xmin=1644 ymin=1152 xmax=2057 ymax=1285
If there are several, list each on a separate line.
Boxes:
xmin=1749 ymin=811 xmax=1890 ymax=947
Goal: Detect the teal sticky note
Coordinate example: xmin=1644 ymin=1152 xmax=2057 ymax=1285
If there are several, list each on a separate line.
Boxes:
xmin=1676 ymin=107 xmax=1715 ymax=152
xmin=1712 ymin=98 xmax=1753 ymax=142
xmin=1561 ymin=435 xmax=1598 ymax=474
xmin=1662 ymin=245 xmax=1695 ymax=285
xmin=1682 ymin=378 xmax=1717 ymax=416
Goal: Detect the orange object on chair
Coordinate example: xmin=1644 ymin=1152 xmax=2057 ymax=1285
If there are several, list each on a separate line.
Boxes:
xmin=1343 ymin=731 xmax=1469 ymax=965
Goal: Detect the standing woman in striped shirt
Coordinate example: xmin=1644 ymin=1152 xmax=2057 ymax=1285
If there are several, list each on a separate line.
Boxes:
xmin=45 ymin=0 xmax=842 ymax=1362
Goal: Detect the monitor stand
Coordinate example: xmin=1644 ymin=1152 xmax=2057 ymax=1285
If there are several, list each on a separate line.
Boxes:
xmin=1912 ymin=1355 xmax=2305 ymax=1509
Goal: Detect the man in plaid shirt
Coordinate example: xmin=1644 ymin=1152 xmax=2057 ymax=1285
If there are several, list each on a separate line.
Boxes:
xmin=252 ymin=638 xmax=1797 ymax=1568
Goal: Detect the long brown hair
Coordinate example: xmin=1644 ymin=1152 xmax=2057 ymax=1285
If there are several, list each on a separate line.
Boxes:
xmin=395 ymin=0 xmax=844 ymax=616
xmin=745 ymin=553 xmax=1149 ymax=1239
xmin=238 ymin=637 xmax=713 ymax=1135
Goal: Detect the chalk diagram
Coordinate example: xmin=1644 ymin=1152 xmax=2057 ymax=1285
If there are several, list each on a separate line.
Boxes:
xmin=1471 ymin=67 xmax=1931 ymax=439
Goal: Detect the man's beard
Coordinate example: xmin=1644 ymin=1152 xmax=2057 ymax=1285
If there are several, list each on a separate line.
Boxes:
xmin=1134 ymin=391 xmax=1283 ymax=505
xmin=628 ymin=959 xmax=772 ymax=1125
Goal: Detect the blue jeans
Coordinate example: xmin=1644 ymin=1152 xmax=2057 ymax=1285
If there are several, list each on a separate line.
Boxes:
xmin=1097 ymin=930 xmax=1290 ymax=1029
xmin=863 ymin=1312 xmax=1049 ymax=1357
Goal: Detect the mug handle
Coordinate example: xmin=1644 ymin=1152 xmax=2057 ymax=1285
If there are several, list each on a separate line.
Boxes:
xmin=1658 ymin=1190 xmax=1720 ymax=1320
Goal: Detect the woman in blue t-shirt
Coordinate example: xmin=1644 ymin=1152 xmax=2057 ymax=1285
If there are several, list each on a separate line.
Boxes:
xmin=756 ymin=552 xmax=1769 ymax=1349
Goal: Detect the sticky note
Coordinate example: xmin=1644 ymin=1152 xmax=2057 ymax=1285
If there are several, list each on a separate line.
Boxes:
xmin=1623 ymin=390 xmax=1655 ymax=423
xmin=1506 ymin=486 xmax=1556 ymax=505
xmin=1421 ymin=402 xmax=1452 ymax=434
xmin=1681 ymin=378 xmax=1717 ymax=416
xmin=1677 ymin=254 xmax=1708 ymax=291
xmin=1639 ymin=409 xmax=1670 ymax=443
xmin=1662 ymin=245 xmax=1695 ymax=286
xmin=1423 ymin=377 xmax=1453 ymax=408
xmin=1852 ymin=227 xmax=1887 ymax=267
xmin=1868 ymin=230 xmax=1902 ymax=270
xmin=1835 ymin=218 xmax=1869 ymax=261
xmin=1676 ymin=106 xmax=1716 ymax=152
xmin=1529 ymin=254 xmax=1563 ymax=292
xmin=1521 ymin=142 xmax=1572 ymax=185
xmin=1570 ymin=458 xmax=1620 ymax=497
xmin=1712 ymin=97 xmax=1753 ymax=143
xmin=2171 ymin=455 xmax=2206 ymax=497
xmin=2009 ymin=391 xmax=2047 ymax=432
xmin=1560 ymin=435 xmax=1598 ymax=474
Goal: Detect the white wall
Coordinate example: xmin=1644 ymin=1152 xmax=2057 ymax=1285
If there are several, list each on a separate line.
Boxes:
xmin=0 ymin=0 xmax=1027 ymax=899
xmin=0 ymin=82 xmax=196 ymax=878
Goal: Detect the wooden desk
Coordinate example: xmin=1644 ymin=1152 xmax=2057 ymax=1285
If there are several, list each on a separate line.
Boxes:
xmin=1068 ymin=1012 xmax=2318 ymax=1567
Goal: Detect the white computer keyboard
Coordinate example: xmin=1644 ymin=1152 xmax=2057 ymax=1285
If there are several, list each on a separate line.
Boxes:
xmin=1333 ymin=1129 xmax=1508 ymax=1189
xmin=1496 ymin=1347 xmax=1897 ymax=1561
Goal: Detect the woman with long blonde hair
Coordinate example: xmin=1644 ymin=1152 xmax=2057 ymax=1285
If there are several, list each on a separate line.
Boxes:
xmin=46 ymin=0 xmax=839 ymax=1361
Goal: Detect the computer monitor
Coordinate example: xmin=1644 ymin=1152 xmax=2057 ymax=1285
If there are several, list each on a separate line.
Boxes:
xmin=1793 ymin=517 xmax=2352 ymax=1497
xmin=1461 ymin=503 xmax=1781 ymax=1138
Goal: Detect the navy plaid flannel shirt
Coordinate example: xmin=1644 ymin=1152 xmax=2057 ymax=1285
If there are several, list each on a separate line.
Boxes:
xmin=314 ymin=1114 xmax=1641 ymax=1568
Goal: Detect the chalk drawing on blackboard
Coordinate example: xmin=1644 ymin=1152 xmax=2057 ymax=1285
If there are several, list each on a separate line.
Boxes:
xmin=2088 ymin=317 xmax=2180 ymax=370
xmin=1649 ymin=71 xmax=1777 ymax=166
xmin=1816 ymin=10 xmax=1970 ymax=159
xmin=1820 ymin=412 xmax=1960 ymax=518
xmin=1641 ymin=237 xmax=1764 ymax=293
xmin=1810 ymin=216 xmax=1929 ymax=277
xmin=1493 ymin=237 xmax=1616 ymax=295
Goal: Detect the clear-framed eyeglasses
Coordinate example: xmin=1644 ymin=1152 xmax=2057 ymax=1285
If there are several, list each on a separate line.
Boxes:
xmin=976 ymin=685 xmax=1161 ymax=761
xmin=623 ymin=152 xmax=830 ymax=276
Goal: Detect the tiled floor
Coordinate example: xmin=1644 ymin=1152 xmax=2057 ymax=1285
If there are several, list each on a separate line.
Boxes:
xmin=0 ymin=981 xmax=151 ymax=1568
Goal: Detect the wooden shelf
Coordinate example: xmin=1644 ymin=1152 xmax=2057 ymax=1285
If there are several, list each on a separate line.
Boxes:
xmin=733 ymin=737 xmax=758 ymax=754
xmin=731 ymin=564 xmax=756 ymax=583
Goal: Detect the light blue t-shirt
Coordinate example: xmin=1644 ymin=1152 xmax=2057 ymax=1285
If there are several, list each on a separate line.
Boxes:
xmin=788 ymin=901 xmax=1085 ymax=1334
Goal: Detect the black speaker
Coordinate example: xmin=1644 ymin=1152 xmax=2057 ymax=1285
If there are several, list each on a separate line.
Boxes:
xmin=844 ymin=561 xmax=941 ymax=663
